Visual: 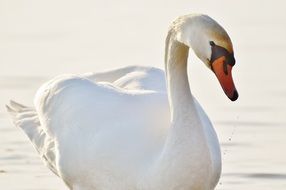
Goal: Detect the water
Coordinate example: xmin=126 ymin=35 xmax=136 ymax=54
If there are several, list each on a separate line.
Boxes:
xmin=0 ymin=0 xmax=286 ymax=189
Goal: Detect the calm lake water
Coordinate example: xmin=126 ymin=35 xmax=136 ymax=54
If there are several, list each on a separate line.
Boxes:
xmin=0 ymin=0 xmax=286 ymax=189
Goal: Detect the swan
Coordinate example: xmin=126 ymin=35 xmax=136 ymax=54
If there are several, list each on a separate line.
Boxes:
xmin=6 ymin=14 xmax=238 ymax=190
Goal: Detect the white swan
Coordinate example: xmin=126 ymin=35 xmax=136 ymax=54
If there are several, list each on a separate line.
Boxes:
xmin=7 ymin=14 xmax=238 ymax=190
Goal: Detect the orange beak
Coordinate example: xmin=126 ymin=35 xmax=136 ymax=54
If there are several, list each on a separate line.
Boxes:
xmin=212 ymin=56 xmax=238 ymax=101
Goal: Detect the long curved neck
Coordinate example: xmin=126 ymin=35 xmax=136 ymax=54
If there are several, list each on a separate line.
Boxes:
xmin=163 ymin=29 xmax=209 ymax=153
xmin=148 ymin=30 xmax=212 ymax=187
xmin=165 ymin=31 xmax=197 ymax=122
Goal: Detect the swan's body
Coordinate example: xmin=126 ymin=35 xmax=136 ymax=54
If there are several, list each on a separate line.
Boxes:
xmin=7 ymin=14 xmax=238 ymax=190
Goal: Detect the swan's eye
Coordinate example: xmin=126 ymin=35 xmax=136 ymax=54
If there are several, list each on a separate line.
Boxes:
xmin=210 ymin=42 xmax=235 ymax=67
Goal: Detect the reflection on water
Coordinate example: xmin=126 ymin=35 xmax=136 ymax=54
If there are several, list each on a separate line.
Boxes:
xmin=220 ymin=142 xmax=251 ymax=147
xmin=215 ymin=120 xmax=286 ymax=127
xmin=224 ymin=173 xmax=286 ymax=180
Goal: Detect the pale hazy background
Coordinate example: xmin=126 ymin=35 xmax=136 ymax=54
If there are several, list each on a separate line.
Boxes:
xmin=0 ymin=0 xmax=286 ymax=189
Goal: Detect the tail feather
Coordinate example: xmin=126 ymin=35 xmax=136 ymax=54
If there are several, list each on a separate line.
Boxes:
xmin=6 ymin=100 xmax=34 ymax=126
xmin=5 ymin=104 xmax=16 ymax=114
xmin=6 ymin=100 xmax=59 ymax=176
xmin=10 ymin=100 xmax=27 ymax=110
xmin=6 ymin=100 xmax=41 ymax=137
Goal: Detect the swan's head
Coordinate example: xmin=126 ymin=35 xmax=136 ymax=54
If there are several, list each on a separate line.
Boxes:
xmin=175 ymin=14 xmax=238 ymax=101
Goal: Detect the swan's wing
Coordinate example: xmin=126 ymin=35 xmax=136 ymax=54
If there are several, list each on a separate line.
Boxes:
xmin=83 ymin=66 xmax=167 ymax=92
xmin=31 ymin=74 xmax=170 ymax=181
xmin=4 ymin=73 xmax=171 ymax=189
xmin=33 ymin=74 xmax=166 ymax=135
xmin=6 ymin=101 xmax=59 ymax=176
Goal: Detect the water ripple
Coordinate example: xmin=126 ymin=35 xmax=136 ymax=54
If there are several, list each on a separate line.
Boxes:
xmin=215 ymin=120 xmax=286 ymax=127
xmin=224 ymin=172 xmax=286 ymax=180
